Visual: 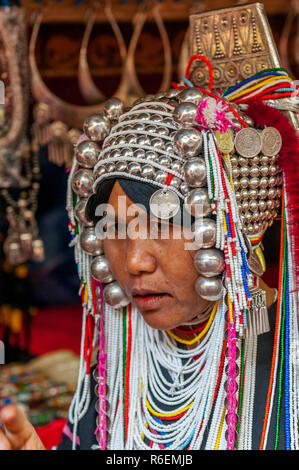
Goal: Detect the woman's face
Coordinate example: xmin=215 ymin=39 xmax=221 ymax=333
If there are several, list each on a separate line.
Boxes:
xmin=102 ymin=181 xmax=211 ymax=330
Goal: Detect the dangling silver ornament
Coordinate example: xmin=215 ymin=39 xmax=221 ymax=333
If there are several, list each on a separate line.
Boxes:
xmin=104 ymin=97 xmax=124 ymax=121
xmin=194 ymin=248 xmax=225 ymax=277
xmin=103 ymin=281 xmax=130 ymax=308
xmin=183 ymin=157 xmax=207 ymax=187
xmin=184 ymin=188 xmax=212 ymax=217
xmin=191 ymin=218 xmax=216 ymax=248
xmin=74 ymin=198 xmax=94 ymax=226
xmin=174 ymin=128 xmax=203 ymax=158
xmin=80 ymin=227 xmax=103 ymax=255
xmin=83 ymin=114 xmax=111 ymax=141
xmin=177 ymin=87 xmax=203 ymax=105
xmin=173 ymin=102 xmax=198 ymax=127
xmin=150 ymin=188 xmax=180 ymax=220
xmin=90 ymin=255 xmax=114 ymax=283
xmin=75 ymin=140 xmax=99 ymax=168
xmin=72 ymin=169 xmax=94 ymax=197
xmin=195 ymin=276 xmax=223 ymax=301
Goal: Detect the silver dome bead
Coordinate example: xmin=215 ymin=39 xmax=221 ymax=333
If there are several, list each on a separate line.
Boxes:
xmin=169 ymin=176 xmax=182 ymax=190
xmin=115 ymin=135 xmax=126 ymax=146
xmin=230 ymin=156 xmax=238 ymax=167
xmin=83 ymin=114 xmax=111 ymax=141
xmin=240 ymin=166 xmax=250 ymax=177
xmin=172 ymin=160 xmax=182 ymax=172
xmin=157 ymin=127 xmax=169 ymax=136
xmin=174 ymin=128 xmax=203 ymax=157
xmin=250 ymin=166 xmax=260 ymax=178
xmin=72 ymin=169 xmax=94 ymax=197
xmin=134 ymin=149 xmax=146 ymax=159
xmin=261 ymin=155 xmax=269 ymax=164
xmin=173 ymin=102 xmax=198 ymax=127
xmin=166 ymin=88 xmax=181 ymax=98
xmin=145 ymin=151 xmax=159 ymax=162
xmin=180 ymin=182 xmax=190 ymax=196
xmin=103 ymin=281 xmax=130 ymax=308
xmin=151 ymin=137 xmax=165 ymax=150
xmin=141 ymin=165 xmax=155 ymax=179
xmin=266 ymin=199 xmax=275 ymax=210
xmin=247 ymin=224 xmax=254 ymax=233
xmin=195 ymin=276 xmax=223 ymax=301
xmin=241 ymin=189 xmax=249 ymax=200
xmin=126 ymin=134 xmax=137 ymax=144
xmin=276 ymin=187 xmax=282 ymax=197
xmin=268 ymin=188 xmax=276 ymax=199
xmin=159 ymin=155 xmax=172 ymax=166
xmin=269 ymin=165 xmax=278 ymax=175
xmin=249 ymin=200 xmax=258 ymax=212
xmin=127 ymin=162 xmax=141 ymax=175
xmin=233 ymin=180 xmax=240 ymax=191
xmin=132 ymin=122 xmax=145 ymax=131
xmin=177 ymin=87 xmax=203 ymax=105
xmin=155 ymin=171 xmax=167 ymax=184
xmin=106 ymin=162 xmax=116 ymax=173
xmin=146 ymin=125 xmax=157 ymax=134
xmin=239 ymin=157 xmax=249 ymax=166
xmin=249 ymin=177 xmax=259 ymax=189
xmin=164 ymin=117 xmax=175 ymax=126
xmin=122 ymin=124 xmax=133 ymax=131
xmin=258 ymin=188 xmax=268 ymax=199
xmin=252 ymin=212 xmax=260 ymax=222
xmin=120 ymin=147 xmax=133 ymax=158
xmin=74 ymin=198 xmax=93 ymax=227
xmin=232 ymin=167 xmax=240 ymax=178
xmin=137 ymin=135 xmax=151 ymax=146
xmin=110 ymin=149 xmax=121 ymax=159
xmin=258 ymin=200 xmax=267 ymax=211
xmin=253 ymin=223 xmax=260 ymax=233
xmin=165 ymin=142 xmax=174 ymax=153
xmin=240 ymin=177 xmax=249 ymax=189
xmin=248 ymin=189 xmax=258 ymax=199
xmin=244 ymin=212 xmax=252 ymax=223
xmin=235 ymin=191 xmax=241 ymax=202
xmin=264 ymin=210 xmax=271 ymax=220
xmin=138 ymin=112 xmax=150 ymax=121
xmin=184 ymin=188 xmax=212 ymax=217
xmin=251 ymin=156 xmax=260 ymax=165
xmin=260 ymin=165 xmax=269 ymax=177
xmin=275 ymin=199 xmax=281 ymax=208
xmin=183 ymin=157 xmax=207 ymax=188
xmin=115 ymin=161 xmax=127 ymax=172
xmin=80 ymin=227 xmax=103 ymax=255
xmin=242 ymin=201 xmax=249 ymax=211
xmin=151 ymin=114 xmax=163 ymax=123
xmin=104 ymin=97 xmax=124 ymax=121
xmin=90 ymin=255 xmax=114 ymax=283
xmin=268 ymin=176 xmax=277 ymax=187
xmin=191 ymin=218 xmax=216 ymax=248
xmin=75 ymin=140 xmax=99 ymax=168
xmin=94 ymin=165 xmax=106 ymax=179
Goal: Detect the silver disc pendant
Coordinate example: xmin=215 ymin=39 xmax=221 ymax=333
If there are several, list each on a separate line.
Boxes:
xmin=149 ymin=188 xmax=180 ymax=220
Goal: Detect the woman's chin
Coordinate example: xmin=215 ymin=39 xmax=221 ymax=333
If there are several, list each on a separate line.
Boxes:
xmin=139 ymin=309 xmax=181 ymax=331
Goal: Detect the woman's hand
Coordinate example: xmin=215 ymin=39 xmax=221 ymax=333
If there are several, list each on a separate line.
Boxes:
xmin=0 ymin=404 xmax=46 ymax=450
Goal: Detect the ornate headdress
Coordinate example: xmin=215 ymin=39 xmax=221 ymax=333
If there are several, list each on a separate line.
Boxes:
xmin=66 ymin=3 xmax=299 ymax=450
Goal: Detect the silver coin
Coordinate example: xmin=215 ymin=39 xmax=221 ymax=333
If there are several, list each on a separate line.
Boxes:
xmin=149 ymin=188 xmax=180 ymax=220
xmin=261 ymin=127 xmax=282 ymax=157
xmin=234 ymin=128 xmax=262 ymax=158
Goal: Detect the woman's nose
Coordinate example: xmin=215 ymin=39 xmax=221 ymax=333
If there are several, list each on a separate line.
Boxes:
xmin=124 ymin=239 xmax=157 ymax=275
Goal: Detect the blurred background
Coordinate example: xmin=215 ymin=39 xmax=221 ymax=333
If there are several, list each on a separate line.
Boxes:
xmin=0 ymin=0 xmax=297 ymax=448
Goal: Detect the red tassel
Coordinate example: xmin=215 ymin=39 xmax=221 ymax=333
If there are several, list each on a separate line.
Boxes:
xmin=246 ymin=100 xmax=299 ymax=291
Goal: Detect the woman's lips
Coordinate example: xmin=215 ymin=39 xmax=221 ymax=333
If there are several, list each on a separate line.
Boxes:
xmin=133 ymin=293 xmax=171 ymax=311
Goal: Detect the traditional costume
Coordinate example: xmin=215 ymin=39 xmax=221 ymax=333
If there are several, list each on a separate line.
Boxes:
xmin=63 ymin=3 xmax=299 ymax=450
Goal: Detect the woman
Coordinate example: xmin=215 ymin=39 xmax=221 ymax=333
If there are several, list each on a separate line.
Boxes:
xmin=0 ymin=79 xmax=298 ymax=449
